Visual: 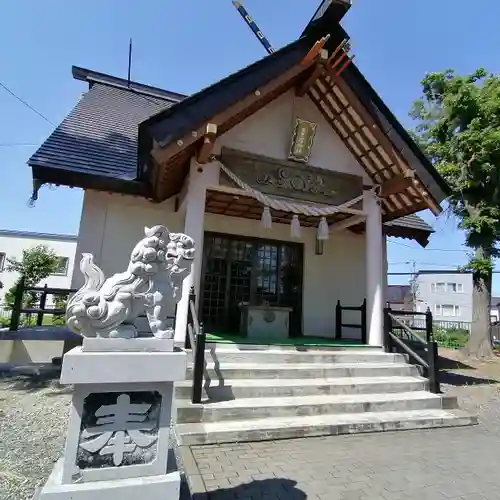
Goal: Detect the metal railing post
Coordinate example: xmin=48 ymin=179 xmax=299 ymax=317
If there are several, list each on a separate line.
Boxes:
xmin=335 ymin=300 xmax=342 ymax=339
xmin=191 ymin=321 xmax=206 ymax=404
xmin=37 ymin=284 xmax=48 ymax=326
xmin=9 ymin=277 xmax=25 ymax=331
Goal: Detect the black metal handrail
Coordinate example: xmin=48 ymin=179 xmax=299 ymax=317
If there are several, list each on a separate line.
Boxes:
xmin=186 ymin=286 xmax=206 ymax=404
xmin=335 ymin=299 xmax=367 ymax=343
xmin=9 ymin=278 xmax=77 ymax=331
xmin=384 ymin=307 xmax=440 ymax=393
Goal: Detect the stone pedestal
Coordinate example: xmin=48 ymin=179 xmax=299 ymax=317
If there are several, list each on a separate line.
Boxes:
xmin=35 ymin=339 xmax=186 ymax=500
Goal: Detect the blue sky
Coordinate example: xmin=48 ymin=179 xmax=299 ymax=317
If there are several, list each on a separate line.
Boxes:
xmin=1 ymin=0 xmax=499 ymax=290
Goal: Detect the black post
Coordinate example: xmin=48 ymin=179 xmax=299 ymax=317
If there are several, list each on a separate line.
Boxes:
xmin=335 ymin=300 xmax=342 ymax=340
xmin=191 ymin=321 xmax=206 ymax=405
xmin=361 ymin=298 xmax=367 ymax=344
xmin=37 ymin=284 xmax=48 ymax=326
xmin=185 ymin=286 xmax=196 ymax=349
xmin=9 ymin=277 xmax=25 ymax=331
xmin=425 ymin=307 xmax=433 ymax=343
xmin=427 ymin=340 xmax=440 ymax=393
xmin=383 ymin=307 xmax=392 ymax=353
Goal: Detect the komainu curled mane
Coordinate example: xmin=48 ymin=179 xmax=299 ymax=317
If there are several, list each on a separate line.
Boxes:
xmin=65 ymin=225 xmax=195 ymax=339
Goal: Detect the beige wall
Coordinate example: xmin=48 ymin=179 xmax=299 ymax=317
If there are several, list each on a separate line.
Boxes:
xmin=73 ymin=92 xmax=372 ymax=340
xmin=71 ymin=191 xmax=183 ymax=288
xmin=214 ymin=90 xmax=372 ymax=184
xmin=204 ymin=214 xmax=366 ymax=338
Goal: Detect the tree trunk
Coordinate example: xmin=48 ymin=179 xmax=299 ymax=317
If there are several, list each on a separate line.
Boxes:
xmin=463 ymin=248 xmax=494 ymax=359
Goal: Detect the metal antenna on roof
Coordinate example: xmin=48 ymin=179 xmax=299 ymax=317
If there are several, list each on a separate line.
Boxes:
xmin=231 ymin=1 xmax=275 ymax=55
xmin=127 ymin=38 xmax=133 ymax=87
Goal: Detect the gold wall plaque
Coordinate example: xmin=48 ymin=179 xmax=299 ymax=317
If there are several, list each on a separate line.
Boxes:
xmin=288 ymin=118 xmax=317 ymax=163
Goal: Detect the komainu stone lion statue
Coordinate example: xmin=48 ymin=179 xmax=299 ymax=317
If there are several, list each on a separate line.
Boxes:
xmin=65 ymin=225 xmax=195 ymax=339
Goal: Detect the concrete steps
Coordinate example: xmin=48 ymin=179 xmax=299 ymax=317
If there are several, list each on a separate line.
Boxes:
xmin=175 ymin=344 xmax=477 ymax=445
xmin=176 ymin=409 xmax=477 ymax=445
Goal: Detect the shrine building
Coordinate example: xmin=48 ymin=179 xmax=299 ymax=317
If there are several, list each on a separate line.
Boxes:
xmin=27 ymin=3 xmax=448 ymax=348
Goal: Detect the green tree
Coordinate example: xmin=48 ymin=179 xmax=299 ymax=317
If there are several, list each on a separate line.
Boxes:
xmin=409 ymin=68 xmax=500 ymax=358
xmin=4 ymin=245 xmax=60 ymax=325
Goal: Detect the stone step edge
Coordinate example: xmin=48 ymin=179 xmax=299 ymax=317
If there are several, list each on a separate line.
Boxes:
xmin=175 ymin=409 xmax=478 ymax=445
xmin=176 ymin=375 xmax=427 ymax=389
xmin=175 ymin=391 xmax=453 ymax=410
xmin=186 ymin=362 xmax=415 ymax=371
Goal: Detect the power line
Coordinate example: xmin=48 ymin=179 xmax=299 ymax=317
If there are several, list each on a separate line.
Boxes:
xmin=388 ymin=239 xmax=469 ymax=253
xmin=0 ymin=81 xmax=55 ymax=126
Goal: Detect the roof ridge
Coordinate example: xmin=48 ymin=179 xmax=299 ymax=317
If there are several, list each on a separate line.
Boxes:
xmin=72 ymin=66 xmax=187 ymax=103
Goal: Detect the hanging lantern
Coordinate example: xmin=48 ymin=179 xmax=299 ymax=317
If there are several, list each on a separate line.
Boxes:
xmin=317 ymin=217 xmax=329 ymax=240
xmin=261 ymin=206 xmax=272 ymax=230
xmin=291 ymin=215 xmax=301 ymax=238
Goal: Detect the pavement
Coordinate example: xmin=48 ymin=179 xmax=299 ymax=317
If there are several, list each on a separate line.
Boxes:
xmin=179 ymin=350 xmax=500 ymax=500
xmin=2 ymin=349 xmax=500 ymax=500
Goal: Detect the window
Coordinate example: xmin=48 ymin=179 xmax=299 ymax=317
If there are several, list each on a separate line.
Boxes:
xmin=53 ymin=257 xmax=69 ymax=276
xmin=0 ymin=252 xmax=5 ymax=272
xmin=446 ymin=282 xmax=464 ymax=293
xmin=435 ymin=304 xmax=461 ymax=317
xmin=431 ymin=282 xmax=445 ymax=293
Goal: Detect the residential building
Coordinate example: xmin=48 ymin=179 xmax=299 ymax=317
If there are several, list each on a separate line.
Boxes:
xmin=0 ymin=229 xmax=77 ymax=304
xmin=415 ymin=270 xmax=472 ymax=323
xmin=490 ymin=296 xmax=500 ymax=323
xmin=386 ymin=284 xmax=413 ymax=311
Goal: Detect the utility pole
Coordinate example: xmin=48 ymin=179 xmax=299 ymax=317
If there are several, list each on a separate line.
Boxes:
xmin=407 ymin=260 xmax=419 ymax=311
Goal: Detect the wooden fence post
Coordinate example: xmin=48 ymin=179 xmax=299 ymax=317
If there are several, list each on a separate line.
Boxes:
xmin=9 ymin=276 xmax=25 ymax=331
xmin=185 ymin=286 xmax=196 ymax=349
xmin=361 ymin=298 xmax=367 ymax=344
xmin=383 ymin=307 xmax=392 ymax=353
xmin=191 ymin=321 xmax=205 ymax=404
xmin=335 ymin=300 xmax=342 ymax=340
xmin=425 ymin=307 xmax=433 ymax=343
xmin=37 ymin=284 xmax=48 ymax=326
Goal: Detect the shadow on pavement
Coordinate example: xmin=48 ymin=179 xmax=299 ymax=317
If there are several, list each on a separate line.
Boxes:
xmin=184 ymin=477 xmax=307 ymax=500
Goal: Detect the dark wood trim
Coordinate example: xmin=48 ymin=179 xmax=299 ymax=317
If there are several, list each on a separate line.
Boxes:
xmin=151 ymin=55 xmax=320 ymax=166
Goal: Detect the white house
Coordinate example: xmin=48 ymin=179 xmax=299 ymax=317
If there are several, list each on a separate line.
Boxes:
xmin=0 ymin=229 xmax=77 ymax=305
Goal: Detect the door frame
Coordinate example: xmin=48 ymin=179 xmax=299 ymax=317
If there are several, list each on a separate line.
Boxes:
xmin=200 ymin=231 xmax=304 ymax=336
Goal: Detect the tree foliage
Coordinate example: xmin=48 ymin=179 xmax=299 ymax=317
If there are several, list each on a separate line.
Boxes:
xmin=410 ymin=68 xmax=500 ymax=358
xmin=4 ymin=245 xmax=60 ymax=314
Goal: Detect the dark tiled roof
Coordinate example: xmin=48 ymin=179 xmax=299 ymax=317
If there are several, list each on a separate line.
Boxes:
xmin=28 ymin=82 xmax=181 ymax=180
xmin=385 ymin=213 xmax=433 ymax=233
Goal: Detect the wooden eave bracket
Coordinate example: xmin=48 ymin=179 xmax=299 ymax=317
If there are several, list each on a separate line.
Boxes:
xmin=196 ymin=123 xmax=218 ymax=164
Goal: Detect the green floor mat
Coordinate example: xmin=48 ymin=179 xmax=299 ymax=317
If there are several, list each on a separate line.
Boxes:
xmin=205 ymin=333 xmax=367 ymax=347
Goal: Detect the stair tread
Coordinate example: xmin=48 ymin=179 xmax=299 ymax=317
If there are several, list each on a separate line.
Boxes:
xmin=176 ymin=409 xmax=475 ymax=435
xmin=188 ymin=362 xmax=411 ymax=370
xmin=176 ymin=375 xmax=425 ymax=388
xmin=203 ymin=349 xmax=390 ymax=355
xmin=175 ymin=391 xmax=439 ymax=409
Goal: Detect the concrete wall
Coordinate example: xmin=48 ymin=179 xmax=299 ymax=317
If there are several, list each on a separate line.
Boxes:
xmin=0 ymin=231 xmax=76 ymax=304
xmin=415 ymin=273 xmax=473 ymax=323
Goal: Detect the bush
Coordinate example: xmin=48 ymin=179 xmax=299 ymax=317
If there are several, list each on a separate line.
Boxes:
xmin=433 ymin=327 xmax=469 ymax=348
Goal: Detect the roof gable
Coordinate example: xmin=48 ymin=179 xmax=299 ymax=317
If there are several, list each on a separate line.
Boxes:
xmin=29 ymin=80 xmax=182 ymax=193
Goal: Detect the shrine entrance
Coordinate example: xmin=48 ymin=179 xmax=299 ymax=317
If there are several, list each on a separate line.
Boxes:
xmin=200 ymin=232 xmax=303 ymax=337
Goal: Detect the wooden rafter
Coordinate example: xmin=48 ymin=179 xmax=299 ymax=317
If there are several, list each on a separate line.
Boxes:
xmin=308 ymin=81 xmax=400 ymax=214
xmin=333 ymin=78 xmax=441 ymax=215
xmin=152 ymin=42 xmax=325 ymax=166
xmin=379 ymin=174 xmax=415 ymax=198
xmin=196 ymin=123 xmax=218 ymax=164
xmin=330 ymin=214 xmax=366 ymax=232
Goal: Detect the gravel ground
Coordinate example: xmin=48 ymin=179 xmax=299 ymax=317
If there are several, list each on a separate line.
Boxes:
xmin=1 ymin=350 xmax=500 ymax=500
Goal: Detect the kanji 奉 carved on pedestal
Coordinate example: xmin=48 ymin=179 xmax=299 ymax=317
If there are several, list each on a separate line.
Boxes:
xmin=65 ymin=225 xmax=195 ymax=339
